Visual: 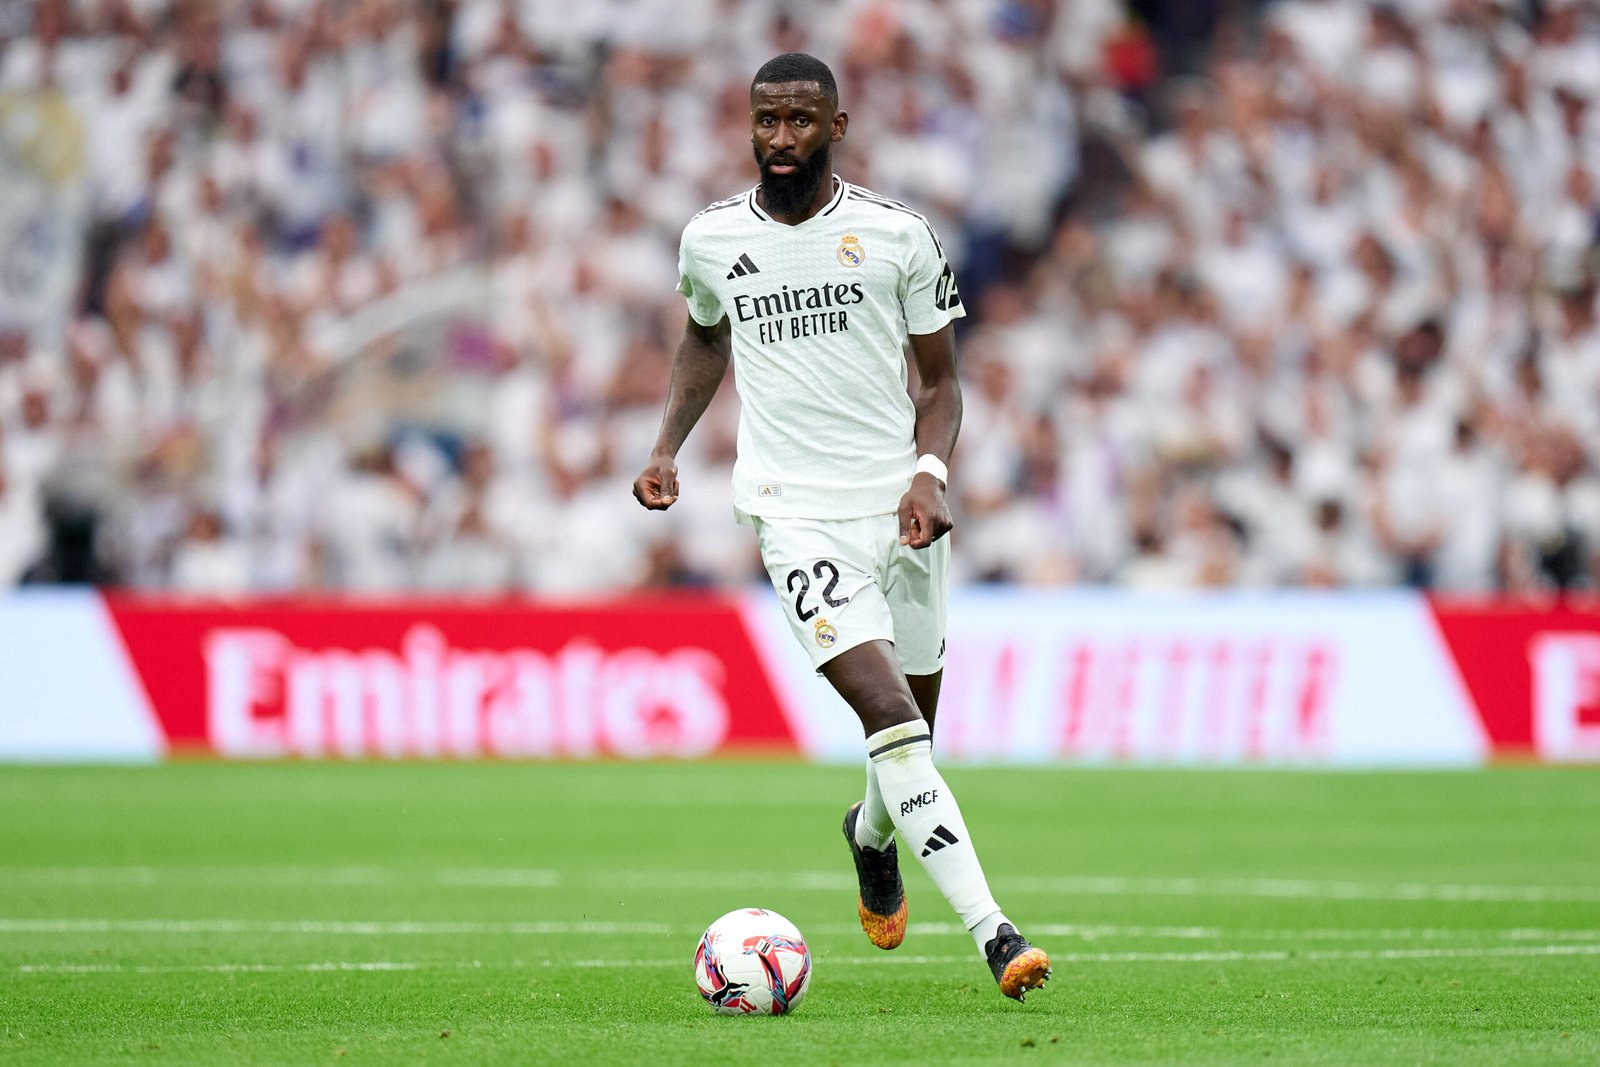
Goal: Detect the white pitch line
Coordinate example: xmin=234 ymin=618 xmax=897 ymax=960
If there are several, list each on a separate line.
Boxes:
xmin=16 ymin=961 xmax=427 ymax=974
xmin=574 ymin=943 xmax=1600 ymax=968
xmin=0 ymin=919 xmax=671 ymax=936
xmin=5 ymin=918 xmax=1600 ymax=943
xmin=6 ymin=866 xmax=1600 ymax=904
xmin=895 ymin=922 xmax=1600 ymax=943
xmin=435 ymin=869 xmax=562 ymax=888
xmin=16 ymin=943 xmax=1599 ymax=977
xmin=1001 ymin=875 xmax=1600 ymax=904
xmin=0 ymin=867 xmax=563 ymax=889
xmin=602 ymin=870 xmax=857 ymax=892
xmin=592 ymin=871 xmax=1600 ymax=903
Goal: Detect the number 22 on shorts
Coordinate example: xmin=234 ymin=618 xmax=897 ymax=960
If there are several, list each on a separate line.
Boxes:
xmin=785 ymin=560 xmax=850 ymax=621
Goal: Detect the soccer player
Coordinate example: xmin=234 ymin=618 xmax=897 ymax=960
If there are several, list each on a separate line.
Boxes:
xmin=632 ymin=53 xmax=1051 ymax=1002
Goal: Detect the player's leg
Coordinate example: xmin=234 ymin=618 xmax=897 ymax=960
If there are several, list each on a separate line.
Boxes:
xmin=752 ymin=516 xmax=912 ymax=949
xmin=751 ymin=514 xmax=905 ymax=854
xmin=826 ymin=645 xmax=992 ymax=935
xmin=823 ymin=642 xmax=1047 ymax=997
xmin=854 ymin=528 xmax=945 ymax=852
xmin=826 ymin=642 xmax=914 ymax=949
xmin=906 ymin=670 xmax=941 ymax=734
xmin=873 ymin=524 xmax=1050 ymax=999
xmin=854 ymin=668 xmax=938 ymax=854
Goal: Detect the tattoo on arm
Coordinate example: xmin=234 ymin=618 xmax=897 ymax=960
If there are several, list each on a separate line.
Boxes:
xmin=653 ymin=318 xmax=732 ymax=457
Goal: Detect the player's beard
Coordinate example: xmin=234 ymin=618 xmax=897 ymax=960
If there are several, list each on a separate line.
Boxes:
xmin=755 ymin=141 xmax=831 ymax=218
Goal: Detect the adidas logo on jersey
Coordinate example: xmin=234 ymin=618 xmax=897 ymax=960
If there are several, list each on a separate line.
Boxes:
xmin=726 ymin=253 xmax=761 ymax=279
xmin=920 ymin=824 xmax=960 ymax=857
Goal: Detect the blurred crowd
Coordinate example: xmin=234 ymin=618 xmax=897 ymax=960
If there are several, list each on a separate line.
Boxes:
xmin=0 ymin=0 xmax=1598 ymax=596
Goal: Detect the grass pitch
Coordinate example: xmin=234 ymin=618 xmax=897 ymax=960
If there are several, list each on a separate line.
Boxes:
xmin=1 ymin=761 xmax=1597 ymax=1065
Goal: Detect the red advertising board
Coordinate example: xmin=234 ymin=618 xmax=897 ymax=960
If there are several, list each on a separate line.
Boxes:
xmin=103 ymin=595 xmax=798 ymax=759
xmin=1428 ymin=598 xmax=1600 ymax=762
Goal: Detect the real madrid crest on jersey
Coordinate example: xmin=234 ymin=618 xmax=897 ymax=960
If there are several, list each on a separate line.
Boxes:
xmin=836 ymin=234 xmax=864 ymax=268
xmin=813 ymin=617 xmax=838 ymax=648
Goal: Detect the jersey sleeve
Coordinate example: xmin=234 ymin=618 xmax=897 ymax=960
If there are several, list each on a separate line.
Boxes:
xmin=901 ymin=221 xmax=965 ymax=336
xmin=676 ymin=226 xmax=724 ymax=327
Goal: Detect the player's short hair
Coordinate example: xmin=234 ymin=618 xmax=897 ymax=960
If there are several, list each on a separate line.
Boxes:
xmin=751 ymin=53 xmax=839 ymax=110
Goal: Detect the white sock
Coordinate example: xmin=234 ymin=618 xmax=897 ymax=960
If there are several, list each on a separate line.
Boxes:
xmin=855 ymin=758 xmax=895 ymax=851
xmin=969 ymin=911 xmax=1008 ymax=950
xmin=866 ymin=721 xmax=1009 ymax=952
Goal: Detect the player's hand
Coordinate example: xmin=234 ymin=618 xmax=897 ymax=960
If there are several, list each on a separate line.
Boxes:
xmin=633 ymin=455 xmax=679 ymax=510
xmin=898 ymin=472 xmax=952 ymax=549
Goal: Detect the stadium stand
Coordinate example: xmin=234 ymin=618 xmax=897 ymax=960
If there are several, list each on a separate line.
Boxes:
xmin=0 ymin=0 xmax=1596 ymax=594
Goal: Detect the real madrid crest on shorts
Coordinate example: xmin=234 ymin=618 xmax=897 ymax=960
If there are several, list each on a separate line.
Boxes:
xmin=836 ymin=233 xmax=864 ymax=268
xmin=813 ymin=617 xmax=838 ymax=648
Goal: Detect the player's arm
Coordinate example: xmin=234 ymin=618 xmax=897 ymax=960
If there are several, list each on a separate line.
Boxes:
xmin=898 ymin=324 xmax=962 ymax=548
xmin=632 ymin=314 xmax=732 ymax=510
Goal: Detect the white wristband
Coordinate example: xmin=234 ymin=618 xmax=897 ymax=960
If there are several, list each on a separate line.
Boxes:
xmin=915 ymin=453 xmax=949 ymax=484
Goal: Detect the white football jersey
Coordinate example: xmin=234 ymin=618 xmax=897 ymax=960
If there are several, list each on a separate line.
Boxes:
xmin=676 ymin=177 xmax=965 ymax=523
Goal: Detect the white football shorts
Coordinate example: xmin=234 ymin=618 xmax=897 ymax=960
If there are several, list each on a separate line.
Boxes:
xmin=752 ymin=513 xmax=949 ymax=675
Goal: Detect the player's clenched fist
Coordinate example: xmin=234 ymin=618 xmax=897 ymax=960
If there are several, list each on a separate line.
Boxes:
xmin=897 ymin=472 xmax=953 ymax=549
xmin=633 ymin=456 xmax=679 ymax=509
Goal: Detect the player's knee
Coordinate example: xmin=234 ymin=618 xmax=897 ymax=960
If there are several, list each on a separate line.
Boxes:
xmin=854 ymin=692 xmax=923 ymax=736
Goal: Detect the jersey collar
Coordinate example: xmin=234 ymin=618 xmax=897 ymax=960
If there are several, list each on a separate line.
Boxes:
xmin=747 ymin=175 xmax=847 ymax=225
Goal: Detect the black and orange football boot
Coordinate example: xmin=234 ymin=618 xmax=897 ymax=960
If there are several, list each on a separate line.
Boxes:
xmin=984 ymin=922 xmax=1052 ymax=1001
xmin=841 ymin=801 xmax=907 ymax=950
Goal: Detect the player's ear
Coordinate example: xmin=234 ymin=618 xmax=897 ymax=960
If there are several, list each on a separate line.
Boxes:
xmin=832 ymin=109 xmax=848 ymax=143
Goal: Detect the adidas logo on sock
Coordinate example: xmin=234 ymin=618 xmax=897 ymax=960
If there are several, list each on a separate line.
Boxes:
xmin=920 ymin=824 xmax=959 ymax=857
xmin=726 ymin=253 xmax=761 ymax=279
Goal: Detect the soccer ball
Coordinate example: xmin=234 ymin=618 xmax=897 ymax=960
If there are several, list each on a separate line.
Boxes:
xmin=693 ymin=908 xmax=812 ymax=1016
